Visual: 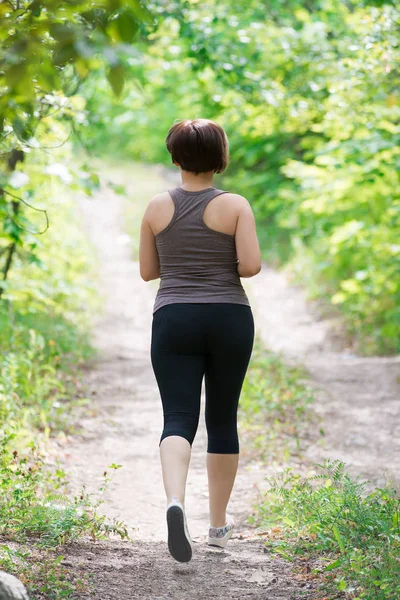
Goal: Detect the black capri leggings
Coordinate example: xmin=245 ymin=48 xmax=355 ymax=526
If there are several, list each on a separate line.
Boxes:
xmin=150 ymin=303 xmax=254 ymax=454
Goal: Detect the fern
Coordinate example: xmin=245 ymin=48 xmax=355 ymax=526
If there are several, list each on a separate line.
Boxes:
xmin=45 ymin=494 xmax=70 ymax=504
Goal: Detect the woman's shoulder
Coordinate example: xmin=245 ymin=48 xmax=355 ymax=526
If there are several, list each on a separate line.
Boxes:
xmin=215 ymin=191 xmax=250 ymax=210
xmin=217 ymin=191 xmax=247 ymax=201
xmin=148 ymin=189 xmax=249 ymax=209
xmin=149 ymin=190 xmax=172 ymax=205
xmin=145 ymin=191 xmax=173 ymax=217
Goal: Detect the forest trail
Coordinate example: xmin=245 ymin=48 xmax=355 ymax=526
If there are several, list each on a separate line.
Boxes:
xmin=60 ymin=163 xmax=399 ymax=598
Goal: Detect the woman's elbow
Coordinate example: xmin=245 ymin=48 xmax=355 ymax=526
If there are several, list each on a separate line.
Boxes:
xmin=140 ymin=268 xmax=160 ymax=282
xmin=237 ymin=262 xmax=262 ymax=278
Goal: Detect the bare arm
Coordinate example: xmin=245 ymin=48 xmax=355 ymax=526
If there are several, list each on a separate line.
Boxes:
xmin=235 ymin=200 xmax=262 ymax=278
xmin=139 ymin=203 xmax=160 ymax=281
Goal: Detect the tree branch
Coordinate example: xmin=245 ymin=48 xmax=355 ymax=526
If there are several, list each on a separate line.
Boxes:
xmin=2 ymin=189 xmax=50 ymax=235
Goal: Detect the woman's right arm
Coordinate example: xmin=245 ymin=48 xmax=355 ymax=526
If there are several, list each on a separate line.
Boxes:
xmin=235 ymin=198 xmax=262 ymax=278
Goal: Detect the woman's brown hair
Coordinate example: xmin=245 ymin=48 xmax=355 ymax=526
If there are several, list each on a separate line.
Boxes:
xmin=166 ymin=118 xmax=229 ymax=175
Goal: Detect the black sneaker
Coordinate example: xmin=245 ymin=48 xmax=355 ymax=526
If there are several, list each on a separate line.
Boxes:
xmin=166 ymin=498 xmax=193 ymax=562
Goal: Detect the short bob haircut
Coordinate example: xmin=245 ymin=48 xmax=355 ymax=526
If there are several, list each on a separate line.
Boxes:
xmin=166 ymin=118 xmax=229 ymax=175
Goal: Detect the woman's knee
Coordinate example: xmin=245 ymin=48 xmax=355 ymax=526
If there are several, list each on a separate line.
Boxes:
xmin=207 ymin=435 xmax=239 ymax=454
xmin=160 ymin=411 xmax=199 ymax=447
xmin=206 ymin=420 xmax=239 ymax=454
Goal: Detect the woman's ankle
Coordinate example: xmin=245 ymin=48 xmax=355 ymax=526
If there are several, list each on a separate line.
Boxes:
xmin=167 ymin=495 xmax=185 ymax=507
xmin=209 ymin=515 xmax=226 ymax=528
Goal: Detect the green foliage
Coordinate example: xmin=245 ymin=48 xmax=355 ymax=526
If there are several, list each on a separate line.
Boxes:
xmin=0 ymin=430 xmax=130 ymax=597
xmin=0 ymin=327 xmax=64 ymax=432
xmin=0 ymin=0 xmax=156 ymax=313
xmin=0 ymin=0 xmax=154 ymax=142
xmin=0 ymin=431 xmax=129 ymax=547
xmin=0 ymin=157 xmax=100 ymax=434
xmin=255 ymin=459 xmax=400 ymax=599
xmin=1 ymin=154 xmax=100 ymax=317
xmin=81 ymin=0 xmax=400 ymax=354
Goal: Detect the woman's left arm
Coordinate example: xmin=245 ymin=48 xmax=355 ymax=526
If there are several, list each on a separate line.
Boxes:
xmin=139 ymin=204 xmax=160 ymax=281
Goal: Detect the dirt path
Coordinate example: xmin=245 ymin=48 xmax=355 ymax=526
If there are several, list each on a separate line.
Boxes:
xmin=249 ymin=268 xmax=400 ymax=491
xmin=60 ymin=163 xmax=399 ymax=598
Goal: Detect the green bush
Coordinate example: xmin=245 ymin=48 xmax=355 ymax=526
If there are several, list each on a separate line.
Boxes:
xmin=255 ymin=459 xmax=400 ymax=599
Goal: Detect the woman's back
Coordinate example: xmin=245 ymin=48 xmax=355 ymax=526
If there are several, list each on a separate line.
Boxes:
xmin=152 ymin=186 xmax=250 ymax=313
xmin=150 ymin=187 xmax=241 ymax=238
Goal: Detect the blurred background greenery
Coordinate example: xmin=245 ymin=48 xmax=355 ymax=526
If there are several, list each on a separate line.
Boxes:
xmin=81 ymin=0 xmax=400 ymax=355
xmin=2 ymin=0 xmax=398 ymax=356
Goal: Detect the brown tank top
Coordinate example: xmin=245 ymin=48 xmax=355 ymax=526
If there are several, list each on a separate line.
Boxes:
xmin=153 ymin=186 xmax=250 ymax=313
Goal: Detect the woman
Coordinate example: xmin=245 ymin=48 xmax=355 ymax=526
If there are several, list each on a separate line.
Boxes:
xmin=139 ymin=118 xmax=261 ymax=563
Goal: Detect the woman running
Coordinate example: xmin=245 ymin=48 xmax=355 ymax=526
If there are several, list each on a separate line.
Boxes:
xmin=139 ymin=118 xmax=261 ymax=562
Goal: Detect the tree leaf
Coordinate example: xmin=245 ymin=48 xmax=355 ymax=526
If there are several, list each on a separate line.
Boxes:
xmin=333 ymin=525 xmax=345 ymax=553
xmin=53 ymin=43 xmax=77 ymax=66
xmin=323 ymin=557 xmax=342 ymax=571
xmin=125 ymin=0 xmax=154 ymax=24
xmin=117 ymin=12 xmax=139 ymax=43
xmin=107 ymin=65 xmax=125 ymax=96
xmin=29 ymin=0 xmax=42 ymax=17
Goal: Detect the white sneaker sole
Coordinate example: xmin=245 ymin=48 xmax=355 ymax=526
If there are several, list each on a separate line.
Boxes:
xmin=167 ymin=504 xmax=192 ymax=562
